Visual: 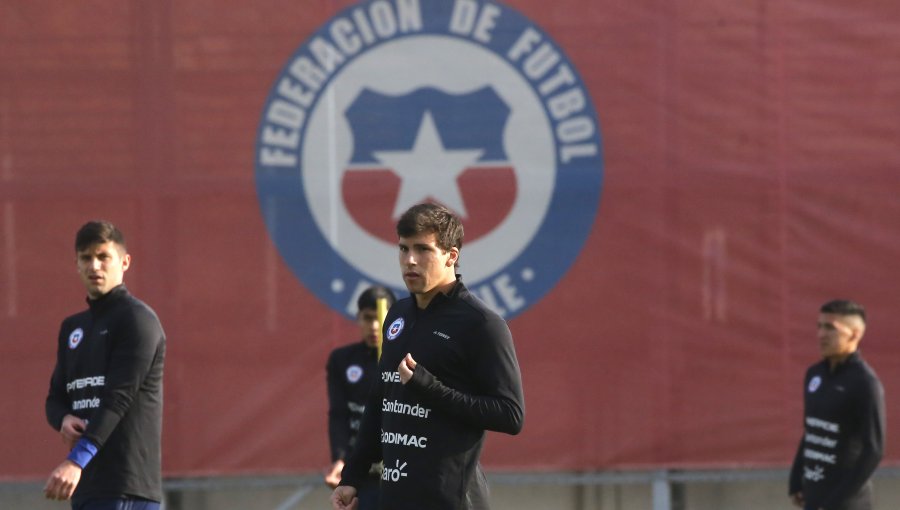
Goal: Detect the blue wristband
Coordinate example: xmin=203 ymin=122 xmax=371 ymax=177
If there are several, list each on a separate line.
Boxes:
xmin=66 ymin=438 xmax=98 ymax=469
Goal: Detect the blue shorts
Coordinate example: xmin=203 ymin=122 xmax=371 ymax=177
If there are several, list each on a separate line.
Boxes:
xmin=73 ymin=498 xmax=161 ymax=510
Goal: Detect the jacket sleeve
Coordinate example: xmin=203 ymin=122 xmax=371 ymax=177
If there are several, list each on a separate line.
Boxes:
xmin=822 ymin=376 xmax=885 ymax=509
xmin=407 ymin=313 xmax=524 ymax=435
xmin=339 ymin=362 xmax=384 ymax=488
xmin=45 ymin=321 xmax=71 ymax=431
xmin=326 ymin=350 xmax=351 ymax=462
xmin=82 ymin=306 xmax=165 ymax=448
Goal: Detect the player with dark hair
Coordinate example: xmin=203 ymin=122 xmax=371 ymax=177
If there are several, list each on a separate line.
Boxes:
xmin=324 ymin=285 xmax=397 ymax=509
xmin=44 ymin=220 xmax=166 ymax=510
xmin=789 ymin=299 xmax=885 ymax=510
xmin=332 ymin=203 xmax=525 ymax=510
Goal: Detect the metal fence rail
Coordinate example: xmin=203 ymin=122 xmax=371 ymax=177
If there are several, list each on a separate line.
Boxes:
xmin=4 ymin=467 xmax=899 ymax=492
xmin=3 ymin=467 xmax=898 ymax=510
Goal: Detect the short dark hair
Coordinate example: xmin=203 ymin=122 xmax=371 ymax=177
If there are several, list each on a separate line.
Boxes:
xmin=75 ymin=220 xmax=126 ymax=253
xmin=820 ymin=299 xmax=866 ymax=323
xmin=396 ymin=203 xmax=464 ymax=252
xmin=357 ymin=286 xmax=396 ymax=312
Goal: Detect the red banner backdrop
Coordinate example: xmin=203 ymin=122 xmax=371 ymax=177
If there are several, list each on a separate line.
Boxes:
xmin=2 ymin=0 xmax=900 ymax=480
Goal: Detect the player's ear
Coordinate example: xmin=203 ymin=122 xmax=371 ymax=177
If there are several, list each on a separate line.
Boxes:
xmin=847 ymin=316 xmax=865 ymax=344
xmin=446 ymin=247 xmax=459 ymax=267
xmin=852 ymin=325 xmax=865 ymax=344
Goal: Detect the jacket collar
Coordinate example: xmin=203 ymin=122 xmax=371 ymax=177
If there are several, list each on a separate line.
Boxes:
xmin=825 ymin=350 xmax=862 ymax=374
xmin=86 ymin=284 xmax=128 ymax=314
xmin=414 ymin=274 xmax=465 ymax=312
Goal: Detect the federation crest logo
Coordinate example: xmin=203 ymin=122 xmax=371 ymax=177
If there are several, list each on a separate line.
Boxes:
xmin=386 ymin=317 xmax=405 ymax=341
xmin=346 ymin=364 xmax=364 ymax=383
xmin=808 ymin=375 xmax=822 ymax=393
xmin=68 ymin=328 xmax=84 ymax=350
xmin=255 ymin=0 xmax=603 ymax=319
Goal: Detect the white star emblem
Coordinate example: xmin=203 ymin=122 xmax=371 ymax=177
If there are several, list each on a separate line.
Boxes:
xmin=372 ymin=110 xmax=484 ymax=218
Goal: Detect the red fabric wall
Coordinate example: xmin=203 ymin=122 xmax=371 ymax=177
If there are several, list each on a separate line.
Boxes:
xmin=2 ymin=0 xmax=900 ymax=479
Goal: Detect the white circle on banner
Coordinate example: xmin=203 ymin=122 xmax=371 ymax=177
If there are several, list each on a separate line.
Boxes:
xmin=254 ymin=0 xmax=604 ymax=320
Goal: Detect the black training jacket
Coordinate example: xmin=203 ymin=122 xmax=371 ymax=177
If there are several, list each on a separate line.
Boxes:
xmin=46 ymin=285 xmax=166 ymax=506
xmin=341 ymin=278 xmax=525 ymax=510
xmin=789 ymin=352 xmax=885 ymax=510
xmin=326 ymin=341 xmax=379 ymax=462
xmin=325 ymin=341 xmax=381 ymax=488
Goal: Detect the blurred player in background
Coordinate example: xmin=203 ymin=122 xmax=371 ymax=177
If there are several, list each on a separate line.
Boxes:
xmin=325 ymin=286 xmax=397 ymax=509
xmin=789 ymin=299 xmax=885 ymax=510
xmin=44 ymin=220 xmax=166 ymax=510
xmin=332 ymin=203 xmax=525 ymax=510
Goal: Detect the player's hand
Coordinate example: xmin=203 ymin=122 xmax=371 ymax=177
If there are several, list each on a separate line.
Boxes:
xmin=330 ymin=485 xmax=358 ymax=510
xmin=60 ymin=415 xmax=87 ymax=450
xmin=398 ymin=353 xmax=417 ymax=384
xmin=324 ymin=459 xmax=345 ymax=489
xmin=43 ymin=460 xmax=82 ymax=500
xmin=789 ymin=492 xmax=804 ymax=507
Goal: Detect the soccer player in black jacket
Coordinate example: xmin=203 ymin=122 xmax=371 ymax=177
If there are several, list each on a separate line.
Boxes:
xmin=324 ymin=285 xmax=396 ymax=509
xmin=44 ymin=221 xmax=166 ymax=510
xmin=331 ymin=203 xmax=525 ymax=510
xmin=789 ymin=300 xmax=885 ymax=510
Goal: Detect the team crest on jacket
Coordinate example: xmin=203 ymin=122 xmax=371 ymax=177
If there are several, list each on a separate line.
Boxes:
xmin=255 ymin=0 xmax=604 ymax=319
xmin=68 ymin=328 xmax=84 ymax=349
xmin=808 ymin=375 xmax=822 ymax=393
xmin=387 ymin=318 xmax=405 ymax=341
xmin=346 ymin=364 xmax=364 ymax=383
